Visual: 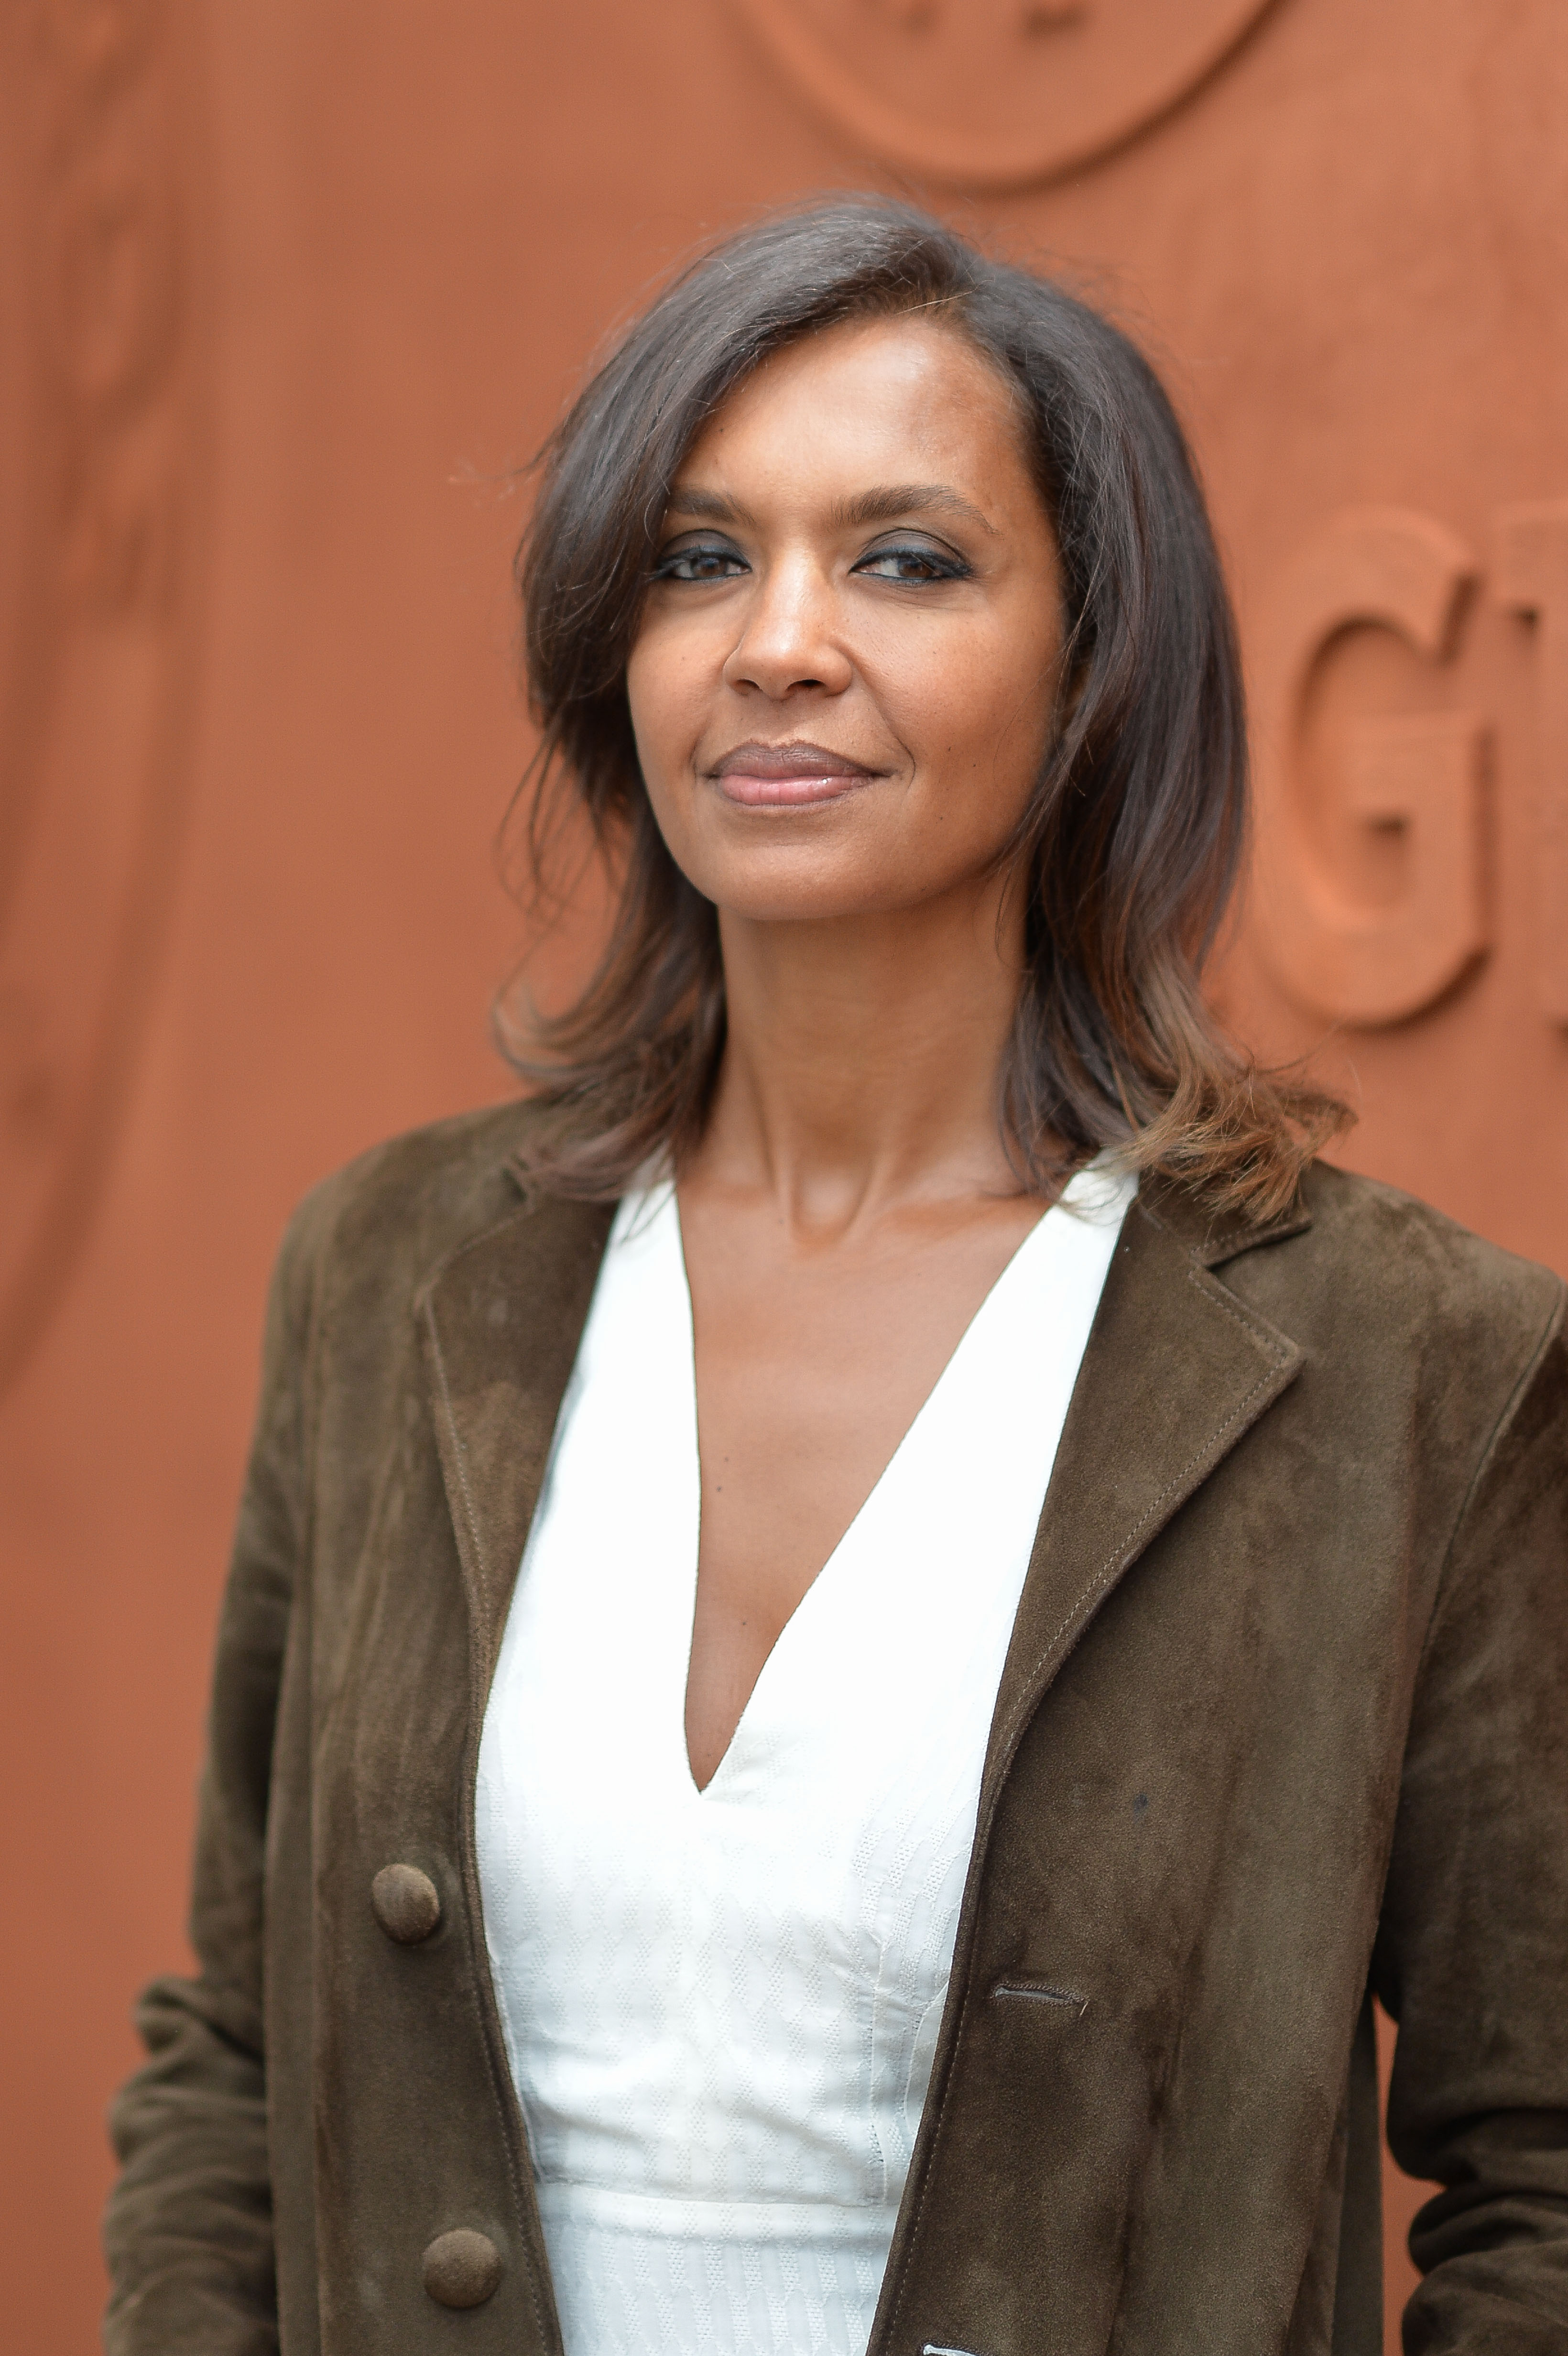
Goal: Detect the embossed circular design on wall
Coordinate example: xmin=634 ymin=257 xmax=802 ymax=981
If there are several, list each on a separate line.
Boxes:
xmin=0 ymin=0 xmax=210 ymax=1395
xmin=728 ymin=0 xmax=1280 ymax=190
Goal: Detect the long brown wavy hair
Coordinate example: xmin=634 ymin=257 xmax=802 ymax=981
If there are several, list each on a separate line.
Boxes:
xmin=501 ymin=198 xmax=1344 ymax=1217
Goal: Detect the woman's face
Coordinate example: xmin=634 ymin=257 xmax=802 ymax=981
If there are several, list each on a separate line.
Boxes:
xmin=625 ymin=314 xmax=1065 ymax=927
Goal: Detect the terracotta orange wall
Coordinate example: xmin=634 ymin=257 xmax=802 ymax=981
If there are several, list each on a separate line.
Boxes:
xmin=3 ymin=3 xmax=1564 ymax=2350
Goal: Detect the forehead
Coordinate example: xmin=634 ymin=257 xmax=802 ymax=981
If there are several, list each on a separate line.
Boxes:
xmin=675 ymin=313 xmax=1028 ymax=493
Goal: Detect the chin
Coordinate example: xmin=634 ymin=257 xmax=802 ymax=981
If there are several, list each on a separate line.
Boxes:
xmin=685 ymin=814 xmax=933 ymax=922
xmin=706 ymin=863 xmax=935 ymax=927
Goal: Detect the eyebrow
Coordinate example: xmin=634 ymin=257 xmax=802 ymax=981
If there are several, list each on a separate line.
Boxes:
xmin=835 ymin=483 xmax=998 ymax=536
xmin=661 ymin=482 xmax=998 ymax=537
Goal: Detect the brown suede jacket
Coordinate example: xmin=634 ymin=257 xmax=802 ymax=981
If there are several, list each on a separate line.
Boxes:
xmin=103 ymin=1102 xmax=1568 ymax=2356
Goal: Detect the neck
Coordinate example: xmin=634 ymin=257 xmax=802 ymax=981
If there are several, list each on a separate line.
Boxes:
xmin=692 ymin=877 xmax=1028 ymax=1234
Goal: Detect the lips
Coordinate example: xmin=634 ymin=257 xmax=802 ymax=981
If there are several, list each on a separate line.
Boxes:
xmin=711 ymin=740 xmax=881 ymax=808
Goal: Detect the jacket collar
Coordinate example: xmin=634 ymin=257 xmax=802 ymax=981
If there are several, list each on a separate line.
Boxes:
xmin=1136 ymin=1166 xmax=1314 ymax=1269
xmin=418 ymin=1153 xmax=1309 ymax=1723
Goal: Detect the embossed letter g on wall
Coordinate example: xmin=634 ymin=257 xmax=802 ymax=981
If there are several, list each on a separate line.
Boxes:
xmin=1251 ymin=499 xmax=1568 ymax=1031
xmin=1249 ymin=510 xmax=1487 ymax=1029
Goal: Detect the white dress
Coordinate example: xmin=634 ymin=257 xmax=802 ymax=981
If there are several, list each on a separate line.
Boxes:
xmin=475 ymin=1165 xmax=1134 ymax=2356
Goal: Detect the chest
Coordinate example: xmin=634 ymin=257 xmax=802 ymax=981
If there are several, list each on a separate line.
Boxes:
xmin=678 ymin=1187 xmax=1082 ymax=1783
xmin=680 ymin=1193 xmax=1048 ymax=1600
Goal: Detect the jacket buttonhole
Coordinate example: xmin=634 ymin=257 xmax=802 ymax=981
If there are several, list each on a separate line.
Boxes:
xmin=990 ymin=1978 xmax=1088 ymax=2016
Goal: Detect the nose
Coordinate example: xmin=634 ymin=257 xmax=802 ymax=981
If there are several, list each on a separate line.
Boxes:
xmin=720 ymin=551 xmax=854 ymax=701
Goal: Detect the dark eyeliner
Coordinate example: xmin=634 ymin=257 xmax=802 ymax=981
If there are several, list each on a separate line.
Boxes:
xmin=650 ymin=534 xmax=748 ymax=584
xmin=853 ymin=538 xmax=974 ymax=583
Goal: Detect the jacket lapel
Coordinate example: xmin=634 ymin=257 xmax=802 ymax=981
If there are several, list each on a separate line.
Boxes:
xmin=980 ymin=1180 xmax=1306 ymax=1815
xmin=418 ymin=1189 xmax=616 ymax=1694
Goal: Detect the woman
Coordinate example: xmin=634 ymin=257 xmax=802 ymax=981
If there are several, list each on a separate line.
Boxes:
xmin=104 ymin=200 xmax=1568 ymax=2356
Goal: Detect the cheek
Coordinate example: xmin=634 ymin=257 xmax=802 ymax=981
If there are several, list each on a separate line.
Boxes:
xmin=894 ymin=622 xmax=1056 ymax=808
xmin=623 ymin=635 xmax=719 ymax=887
xmin=625 ymin=624 xmax=707 ymax=790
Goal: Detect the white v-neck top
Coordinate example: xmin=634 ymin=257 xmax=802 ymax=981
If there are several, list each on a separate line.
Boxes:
xmin=475 ymin=1165 xmax=1134 ymax=2356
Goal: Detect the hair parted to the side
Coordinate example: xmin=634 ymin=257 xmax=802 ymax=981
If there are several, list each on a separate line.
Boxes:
xmin=501 ymin=196 xmax=1346 ymax=1218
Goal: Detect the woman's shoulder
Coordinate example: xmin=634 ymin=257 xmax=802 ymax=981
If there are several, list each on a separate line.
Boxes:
xmin=1202 ymin=1156 xmax=1566 ymax=1407
xmin=1298 ymin=1156 xmax=1562 ymax=1319
xmin=268 ymin=1097 xmax=569 ymax=1319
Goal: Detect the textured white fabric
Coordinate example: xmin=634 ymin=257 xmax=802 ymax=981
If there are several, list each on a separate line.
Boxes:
xmin=476 ymin=1165 xmax=1134 ymax=2356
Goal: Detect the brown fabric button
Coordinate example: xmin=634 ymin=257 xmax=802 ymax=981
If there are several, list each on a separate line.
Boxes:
xmin=422 ymin=2228 xmax=502 ymax=2309
xmin=370 ymin=1863 xmax=442 ymax=1945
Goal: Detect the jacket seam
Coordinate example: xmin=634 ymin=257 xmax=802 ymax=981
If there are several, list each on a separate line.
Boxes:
xmin=1409 ymin=1275 xmax=1567 ymax=1697
xmin=427 ymin=1320 xmax=490 ymax=1603
xmin=425 ymin=1311 xmax=554 ymax=2351
xmin=414 ymin=1201 xmax=541 ymax=1322
xmin=1182 ymin=1260 xmax=1295 ymax=1361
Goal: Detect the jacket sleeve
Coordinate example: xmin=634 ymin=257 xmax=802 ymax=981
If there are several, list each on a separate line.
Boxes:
xmin=1372 ymin=1287 xmax=1568 ymax=2353
xmin=102 ymin=1188 xmax=328 ymax=2356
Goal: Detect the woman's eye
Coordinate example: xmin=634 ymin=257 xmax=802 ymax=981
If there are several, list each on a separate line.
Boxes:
xmin=854 ymin=544 xmax=970 ymax=584
xmin=654 ymin=543 xmax=748 ymax=583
